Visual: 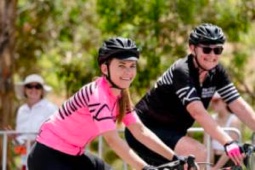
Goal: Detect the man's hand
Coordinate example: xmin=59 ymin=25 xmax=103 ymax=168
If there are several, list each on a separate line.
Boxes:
xmin=224 ymin=141 xmax=244 ymax=165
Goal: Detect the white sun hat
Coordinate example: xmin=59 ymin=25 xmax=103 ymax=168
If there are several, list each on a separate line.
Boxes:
xmin=15 ymin=74 xmax=52 ymax=99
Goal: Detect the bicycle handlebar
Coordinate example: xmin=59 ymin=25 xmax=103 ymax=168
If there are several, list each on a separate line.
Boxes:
xmin=240 ymin=143 xmax=255 ymax=169
xmin=242 ymin=143 xmax=255 ymax=155
xmin=186 ymin=155 xmax=196 ymax=169
xmin=155 ymin=155 xmax=198 ymax=170
xmin=155 ymin=143 xmax=255 ymax=170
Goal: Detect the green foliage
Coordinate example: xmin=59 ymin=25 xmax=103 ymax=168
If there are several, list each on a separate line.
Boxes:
xmin=15 ymin=1 xmax=55 ymax=76
xmin=175 ymin=0 xmax=208 ymax=24
xmin=96 ymin=0 xmax=189 ymax=96
xmin=214 ymin=0 xmax=251 ymax=42
xmin=15 ymin=0 xmax=255 ymax=98
xmin=56 ymin=54 xmax=97 ymax=97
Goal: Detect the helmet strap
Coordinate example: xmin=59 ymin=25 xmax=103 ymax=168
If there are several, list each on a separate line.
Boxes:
xmin=105 ymin=63 xmax=124 ymax=90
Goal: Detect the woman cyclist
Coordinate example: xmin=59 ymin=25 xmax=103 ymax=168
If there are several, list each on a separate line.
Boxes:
xmin=27 ymin=37 xmax=180 ymax=170
xmin=125 ymin=23 xmax=255 ymax=167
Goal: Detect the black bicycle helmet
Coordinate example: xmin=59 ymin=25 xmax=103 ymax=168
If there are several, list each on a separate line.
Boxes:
xmin=189 ymin=23 xmax=226 ymax=45
xmin=98 ymin=37 xmax=139 ymax=65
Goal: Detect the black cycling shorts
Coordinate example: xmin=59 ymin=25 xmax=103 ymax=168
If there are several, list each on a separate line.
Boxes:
xmin=125 ymin=127 xmax=185 ymax=166
xmin=27 ymin=142 xmax=112 ymax=170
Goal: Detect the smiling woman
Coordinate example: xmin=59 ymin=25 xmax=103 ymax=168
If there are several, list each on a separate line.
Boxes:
xmin=27 ymin=37 xmax=179 ymax=170
xmin=24 ymin=83 xmax=43 ymax=101
xmin=7 ymin=74 xmax=58 ymax=170
xmin=102 ymin=59 xmax=137 ymax=90
xmin=15 ymin=74 xmax=52 ymax=101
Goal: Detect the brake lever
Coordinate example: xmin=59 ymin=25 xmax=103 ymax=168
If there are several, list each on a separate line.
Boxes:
xmin=187 ymin=155 xmax=198 ymax=170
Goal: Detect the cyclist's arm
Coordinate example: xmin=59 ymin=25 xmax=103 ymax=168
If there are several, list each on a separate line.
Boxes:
xmin=213 ymin=115 xmax=242 ymax=169
xmin=187 ymin=101 xmax=245 ymax=165
xmin=102 ymin=129 xmax=147 ymax=170
xmin=229 ymin=97 xmax=255 ymax=131
xmin=228 ymin=116 xmax=242 ymax=141
xmin=127 ymin=122 xmax=175 ymax=161
xmin=187 ymin=101 xmax=232 ymax=145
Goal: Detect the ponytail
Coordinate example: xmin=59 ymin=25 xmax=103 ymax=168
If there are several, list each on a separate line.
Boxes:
xmin=117 ymin=89 xmax=133 ymax=124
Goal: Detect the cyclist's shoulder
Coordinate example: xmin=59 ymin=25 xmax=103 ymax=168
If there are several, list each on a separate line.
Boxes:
xmin=76 ymin=77 xmax=108 ymax=97
xmin=172 ymin=55 xmax=189 ymax=68
xmin=64 ymin=77 xmax=111 ymax=107
xmin=166 ymin=56 xmax=191 ymax=76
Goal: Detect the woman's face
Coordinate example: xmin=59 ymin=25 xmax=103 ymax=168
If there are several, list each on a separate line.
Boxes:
xmin=191 ymin=44 xmax=223 ymax=70
xmin=24 ymin=82 xmax=43 ymax=100
xmin=102 ymin=58 xmax=137 ymax=89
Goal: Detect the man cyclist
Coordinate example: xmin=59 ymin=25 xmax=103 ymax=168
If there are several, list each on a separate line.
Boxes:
xmin=125 ymin=23 xmax=255 ymax=167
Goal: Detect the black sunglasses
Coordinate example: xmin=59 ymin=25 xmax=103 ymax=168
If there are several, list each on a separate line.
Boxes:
xmin=25 ymin=84 xmax=42 ymax=90
xmin=197 ymin=45 xmax=224 ymax=55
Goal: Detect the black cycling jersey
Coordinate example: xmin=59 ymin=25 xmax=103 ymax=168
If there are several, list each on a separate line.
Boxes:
xmin=135 ymin=54 xmax=240 ymax=133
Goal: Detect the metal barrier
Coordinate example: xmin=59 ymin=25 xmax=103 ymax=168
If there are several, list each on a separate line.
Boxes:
xmin=0 ymin=128 xmax=241 ymax=170
xmin=0 ymin=130 xmax=37 ymax=170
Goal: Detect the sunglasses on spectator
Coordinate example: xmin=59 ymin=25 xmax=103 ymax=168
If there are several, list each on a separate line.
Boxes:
xmin=25 ymin=84 xmax=42 ymax=90
xmin=197 ymin=45 xmax=224 ymax=55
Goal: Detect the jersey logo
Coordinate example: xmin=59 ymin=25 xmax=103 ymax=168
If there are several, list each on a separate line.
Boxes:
xmin=90 ymin=103 xmax=116 ymax=121
xmin=176 ymin=86 xmax=200 ymax=105
xmin=201 ymin=87 xmax=216 ymax=98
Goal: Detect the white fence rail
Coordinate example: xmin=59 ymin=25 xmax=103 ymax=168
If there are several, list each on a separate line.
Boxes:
xmin=0 ymin=128 xmax=241 ymax=170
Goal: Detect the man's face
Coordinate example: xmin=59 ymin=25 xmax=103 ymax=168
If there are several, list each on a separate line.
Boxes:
xmin=191 ymin=44 xmax=224 ymax=70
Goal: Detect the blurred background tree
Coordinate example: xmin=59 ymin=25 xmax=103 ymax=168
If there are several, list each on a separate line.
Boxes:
xmin=1 ymin=0 xmax=255 ymax=169
xmin=0 ymin=0 xmax=16 ymax=169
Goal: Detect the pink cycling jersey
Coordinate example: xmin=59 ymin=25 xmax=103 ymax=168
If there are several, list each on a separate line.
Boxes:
xmin=37 ymin=77 xmax=139 ymax=155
